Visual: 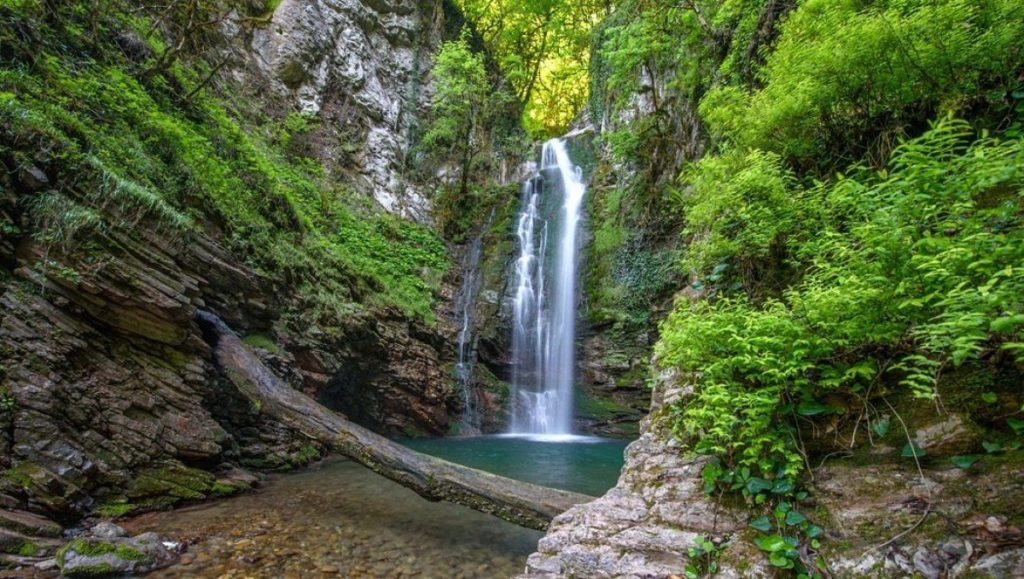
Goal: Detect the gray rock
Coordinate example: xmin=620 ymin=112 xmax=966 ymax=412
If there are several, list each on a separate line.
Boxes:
xmin=239 ymin=0 xmax=435 ymax=222
xmin=966 ymin=547 xmax=1024 ymax=577
xmin=90 ymin=521 xmax=128 ymax=539
xmin=911 ymin=547 xmax=944 ymax=579
xmin=914 ymin=413 xmax=981 ymax=456
xmin=18 ymin=166 xmax=50 ymax=191
xmin=0 ymin=509 xmax=62 ymax=538
xmin=519 ymin=369 xmax=752 ymax=578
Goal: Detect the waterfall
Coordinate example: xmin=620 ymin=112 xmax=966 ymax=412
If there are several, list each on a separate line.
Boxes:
xmin=454 ymin=211 xmax=493 ymax=434
xmin=509 ymin=138 xmax=586 ymax=436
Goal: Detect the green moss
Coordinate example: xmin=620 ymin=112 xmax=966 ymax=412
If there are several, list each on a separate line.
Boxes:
xmin=401 ymin=421 xmax=431 ymax=439
xmin=209 ymin=482 xmax=242 ymax=497
xmin=95 ymin=501 xmax=136 ymax=518
xmin=1 ymin=464 xmax=36 ymax=489
xmin=129 ymin=464 xmax=215 ymax=503
xmin=58 ymin=539 xmax=149 ymax=562
xmin=242 ymin=333 xmax=279 ymax=353
xmin=288 ymin=444 xmax=320 ymax=466
xmin=16 ymin=541 xmax=40 ymax=557
xmin=0 ymin=535 xmax=40 ymax=557
xmin=576 ymin=391 xmax=631 ymax=422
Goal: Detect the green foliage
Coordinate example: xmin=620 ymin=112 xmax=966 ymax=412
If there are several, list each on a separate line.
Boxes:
xmin=422 ymin=37 xmax=488 ymax=156
xmin=417 ymin=37 xmax=525 ymax=237
xmin=453 ymin=0 xmax=605 ymax=136
xmin=676 ymin=149 xmax=800 ymax=284
xmin=684 ymin=535 xmax=722 ymax=578
xmin=242 ymin=334 xmax=278 ymax=353
xmin=700 ymin=0 xmax=1024 ymax=169
xmin=0 ymin=3 xmax=448 ymax=322
xmin=0 ymin=387 xmax=15 ymax=413
xmin=95 ymin=501 xmax=136 ymax=518
xmin=16 ymin=540 xmax=39 ymax=557
xmin=586 ymin=176 xmax=681 ymax=328
xmin=659 ymin=119 xmax=1024 ymax=482
xmin=593 ymin=0 xmax=770 ymax=177
xmin=745 ymin=494 xmax=825 ymax=575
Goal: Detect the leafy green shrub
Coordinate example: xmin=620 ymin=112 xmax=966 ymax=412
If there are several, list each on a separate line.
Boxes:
xmin=658 ymin=119 xmax=1024 ymax=481
xmin=675 ymin=149 xmax=801 ymax=283
xmin=700 ymin=0 xmax=1024 ymax=169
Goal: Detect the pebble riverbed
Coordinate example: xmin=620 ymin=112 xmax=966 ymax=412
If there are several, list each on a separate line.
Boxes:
xmin=124 ymin=458 xmax=544 ymax=578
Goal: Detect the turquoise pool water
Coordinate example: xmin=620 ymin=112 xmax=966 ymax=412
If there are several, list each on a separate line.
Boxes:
xmin=404 ymin=434 xmax=629 ymax=496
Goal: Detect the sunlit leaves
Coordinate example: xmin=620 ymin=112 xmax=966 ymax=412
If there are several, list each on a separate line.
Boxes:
xmin=699 ymin=0 xmax=1024 ymax=166
xmin=453 ymin=0 xmax=604 ymax=136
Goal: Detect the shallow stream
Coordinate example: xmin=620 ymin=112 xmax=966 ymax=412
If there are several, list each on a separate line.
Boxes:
xmin=126 ymin=436 xmax=628 ymax=578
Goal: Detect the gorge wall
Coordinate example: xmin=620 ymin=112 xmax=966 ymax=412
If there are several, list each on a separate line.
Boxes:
xmin=0 ymin=0 xmax=649 ymax=535
xmin=0 ymin=0 xmax=465 ymax=529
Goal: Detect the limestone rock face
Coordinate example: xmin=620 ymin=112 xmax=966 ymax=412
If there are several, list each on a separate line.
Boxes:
xmin=520 ymin=369 xmax=759 ymax=578
xmin=0 ymin=0 xmax=456 ymax=522
xmin=236 ymin=0 xmax=440 ymax=221
xmin=521 ymin=368 xmax=1024 ymax=578
xmin=0 ymin=222 xmax=308 ymax=518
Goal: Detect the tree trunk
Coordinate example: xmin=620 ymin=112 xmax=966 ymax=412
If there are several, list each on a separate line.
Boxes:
xmin=196 ymin=311 xmax=594 ymax=531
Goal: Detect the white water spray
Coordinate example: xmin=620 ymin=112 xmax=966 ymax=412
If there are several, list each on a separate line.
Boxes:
xmin=453 ymin=212 xmax=493 ymax=434
xmin=509 ymin=139 xmax=586 ymax=435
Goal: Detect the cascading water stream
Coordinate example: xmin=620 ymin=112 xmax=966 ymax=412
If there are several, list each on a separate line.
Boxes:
xmin=454 ymin=211 xmax=494 ymax=434
xmin=509 ymin=138 xmax=586 ymax=436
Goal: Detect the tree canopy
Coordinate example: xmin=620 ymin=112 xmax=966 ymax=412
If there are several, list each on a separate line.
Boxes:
xmin=453 ymin=0 xmax=608 ymax=136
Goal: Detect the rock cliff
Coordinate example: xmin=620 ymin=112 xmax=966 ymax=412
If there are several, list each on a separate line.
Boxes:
xmin=0 ymin=0 xmax=460 ymax=532
xmin=230 ymin=0 xmax=442 ymax=221
xmin=521 ymin=368 xmax=1024 ymax=578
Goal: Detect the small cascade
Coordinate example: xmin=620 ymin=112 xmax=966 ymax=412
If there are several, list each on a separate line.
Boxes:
xmin=454 ymin=211 xmax=493 ymax=434
xmin=509 ymin=138 xmax=587 ymax=436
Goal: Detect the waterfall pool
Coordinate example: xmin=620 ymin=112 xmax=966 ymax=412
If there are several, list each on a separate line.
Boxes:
xmin=123 ymin=436 xmax=629 ymax=577
xmin=404 ymin=435 xmax=628 ymax=496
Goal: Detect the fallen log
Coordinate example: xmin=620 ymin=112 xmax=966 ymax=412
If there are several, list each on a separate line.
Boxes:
xmin=196 ymin=311 xmax=594 ymax=531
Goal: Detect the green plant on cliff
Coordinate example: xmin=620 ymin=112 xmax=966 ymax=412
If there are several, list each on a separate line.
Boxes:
xmin=699 ymin=0 xmax=1024 ymax=170
xmin=660 ymin=119 xmax=1024 ymax=484
xmin=0 ymin=1 xmax=448 ymax=322
xmin=640 ymin=0 xmax=1024 ymax=506
xmin=421 ymin=35 xmax=489 ymax=225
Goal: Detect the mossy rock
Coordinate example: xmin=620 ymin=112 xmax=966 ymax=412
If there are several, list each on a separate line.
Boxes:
xmin=94 ymin=501 xmax=136 ymax=518
xmin=242 ymin=333 xmax=279 ymax=353
xmin=287 ymin=444 xmax=321 ymax=466
xmin=0 ymin=530 xmax=44 ymax=557
xmin=0 ymin=508 xmax=62 ymax=537
xmin=56 ymin=537 xmax=164 ymax=577
xmin=127 ymin=462 xmax=217 ymax=507
xmin=129 ymin=463 xmax=215 ymax=498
